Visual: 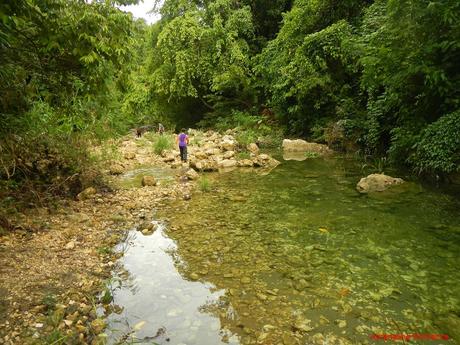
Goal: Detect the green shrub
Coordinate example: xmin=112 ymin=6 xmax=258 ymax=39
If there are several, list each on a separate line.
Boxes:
xmin=153 ymin=134 xmax=174 ymax=155
xmin=412 ymin=111 xmax=460 ymax=174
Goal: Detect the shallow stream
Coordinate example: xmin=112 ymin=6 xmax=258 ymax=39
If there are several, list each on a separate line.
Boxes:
xmin=106 ymin=155 xmax=460 ymax=344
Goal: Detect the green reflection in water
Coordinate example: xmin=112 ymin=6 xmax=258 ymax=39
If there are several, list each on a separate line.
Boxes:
xmin=160 ymin=156 xmax=460 ymax=344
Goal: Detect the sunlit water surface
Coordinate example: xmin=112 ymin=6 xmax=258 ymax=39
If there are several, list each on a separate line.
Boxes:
xmin=106 ymin=155 xmax=460 ymax=345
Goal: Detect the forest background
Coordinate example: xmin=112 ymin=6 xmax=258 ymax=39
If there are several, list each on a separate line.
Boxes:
xmin=0 ymin=0 xmax=459 ymax=210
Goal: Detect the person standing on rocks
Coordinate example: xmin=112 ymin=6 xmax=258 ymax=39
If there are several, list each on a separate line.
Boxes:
xmin=177 ymin=128 xmax=189 ymax=162
xmin=158 ymin=123 xmax=165 ymax=135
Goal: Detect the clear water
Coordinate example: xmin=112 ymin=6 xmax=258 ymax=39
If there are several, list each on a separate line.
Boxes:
xmin=106 ymin=156 xmax=460 ymax=344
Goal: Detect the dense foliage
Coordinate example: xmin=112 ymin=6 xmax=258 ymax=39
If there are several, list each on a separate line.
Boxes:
xmin=1 ymin=0 xmax=459 ymax=204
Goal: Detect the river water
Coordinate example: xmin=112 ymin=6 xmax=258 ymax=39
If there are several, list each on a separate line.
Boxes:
xmin=105 ymin=155 xmax=460 ymax=344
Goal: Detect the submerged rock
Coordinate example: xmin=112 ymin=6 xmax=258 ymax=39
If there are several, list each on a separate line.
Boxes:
xmin=356 ymin=173 xmax=404 ymax=193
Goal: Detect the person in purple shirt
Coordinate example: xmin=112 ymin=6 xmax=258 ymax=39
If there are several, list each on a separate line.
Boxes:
xmin=176 ymin=128 xmax=189 ymax=162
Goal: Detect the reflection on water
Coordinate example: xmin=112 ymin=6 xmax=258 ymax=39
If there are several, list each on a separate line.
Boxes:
xmin=106 ymin=225 xmax=236 ymax=344
xmin=107 ymin=156 xmax=460 ymax=345
xmin=116 ymin=167 xmax=175 ymax=189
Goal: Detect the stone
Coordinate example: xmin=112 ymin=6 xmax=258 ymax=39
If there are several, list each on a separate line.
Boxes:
xmin=282 ymin=139 xmax=333 ymax=155
xmin=65 ymin=241 xmax=76 ymax=250
xmin=124 ymin=151 xmax=136 ymax=160
xmin=141 ymin=176 xmax=157 ymax=187
xmin=183 ymin=194 xmax=191 ymax=201
xmin=185 ymin=168 xmax=199 ymax=180
xmin=247 ymin=143 xmax=259 ymax=154
xmin=90 ymin=319 xmax=106 ymax=334
xmin=77 ymin=187 xmax=96 ymax=201
xmin=163 ymin=155 xmax=175 ymax=162
xmin=223 ymin=150 xmax=235 ymax=159
xmin=205 ymin=148 xmax=221 ymax=156
xmin=194 ymin=151 xmax=207 ymax=160
xmin=109 ymin=163 xmax=124 ymax=175
xmin=237 ymin=159 xmax=254 ymax=167
xmin=218 ymin=159 xmax=237 ymax=169
xmin=356 ymin=173 xmax=404 ymax=193
xmin=220 ymin=140 xmax=236 ymax=151
xmin=258 ymin=154 xmax=269 ymax=160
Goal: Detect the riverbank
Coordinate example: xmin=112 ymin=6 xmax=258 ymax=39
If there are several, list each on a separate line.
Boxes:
xmin=0 ymin=129 xmax=280 ymax=344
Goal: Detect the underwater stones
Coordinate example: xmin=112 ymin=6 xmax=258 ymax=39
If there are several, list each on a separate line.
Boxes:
xmin=335 ymin=319 xmax=347 ymax=328
xmin=293 ymin=317 xmax=313 ymax=332
xmin=90 ymin=318 xmax=106 ymax=334
xmin=241 ymin=277 xmax=251 ymax=284
xmin=141 ymin=175 xmax=157 ymax=186
xmin=256 ymin=293 xmax=268 ymax=301
xmin=190 ymin=273 xmax=199 ymax=280
xmin=237 ymin=159 xmax=254 ymax=167
xmin=356 ymin=173 xmax=404 ymax=193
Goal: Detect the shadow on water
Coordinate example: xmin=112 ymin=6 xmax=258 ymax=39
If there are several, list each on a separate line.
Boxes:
xmin=106 ymin=155 xmax=460 ymax=345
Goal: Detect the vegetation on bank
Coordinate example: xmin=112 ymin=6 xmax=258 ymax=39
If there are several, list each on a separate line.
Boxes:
xmin=0 ymin=0 xmax=459 ymax=212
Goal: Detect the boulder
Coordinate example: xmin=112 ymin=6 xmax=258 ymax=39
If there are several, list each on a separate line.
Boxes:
xmin=109 ymin=163 xmax=124 ymax=175
xmin=77 ymin=187 xmax=97 ymax=201
xmin=247 ymin=143 xmax=259 ymax=154
xmin=218 ymin=159 xmax=237 ymax=169
xmin=185 ymin=168 xmax=199 ymax=180
xmin=356 ymin=173 xmax=404 ymax=193
xmin=141 ymin=176 xmax=157 ymax=187
xmin=282 ymin=139 xmax=333 ymax=155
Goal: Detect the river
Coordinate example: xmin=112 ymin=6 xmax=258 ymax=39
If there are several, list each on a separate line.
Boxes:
xmin=105 ymin=155 xmax=460 ymax=344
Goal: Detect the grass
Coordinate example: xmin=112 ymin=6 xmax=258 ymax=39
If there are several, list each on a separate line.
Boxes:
xmin=198 ymin=176 xmax=212 ymax=192
xmin=236 ymin=151 xmax=251 ymax=160
xmin=152 ymin=134 xmax=174 ymax=155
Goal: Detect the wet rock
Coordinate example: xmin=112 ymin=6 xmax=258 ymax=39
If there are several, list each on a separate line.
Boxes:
xmin=356 ymin=173 xmax=404 ymax=193
xmin=241 ymin=277 xmax=251 ymax=284
xmin=190 ymin=273 xmax=199 ymax=280
xmin=256 ymin=293 xmax=268 ymax=301
xmin=336 ymin=319 xmax=347 ymax=328
xmin=293 ymin=317 xmax=313 ymax=332
xmin=141 ymin=176 xmax=157 ymax=186
xmin=109 ymin=163 xmax=124 ymax=175
xmin=282 ymin=139 xmax=333 ymax=155
xmin=237 ymin=159 xmax=254 ymax=167
xmin=77 ymin=187 xmax=96 ymax=201
xmin=90 ymin=318 xmax=106 ymax=334
xmin=185 ymin=168 xmax=199 ymax=180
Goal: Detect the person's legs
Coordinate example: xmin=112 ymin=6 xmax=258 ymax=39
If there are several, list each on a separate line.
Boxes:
xmin=179 ymin=146 xmax=185 ymax=161
xmin=182 ymin=146 xmax=188 ymax=162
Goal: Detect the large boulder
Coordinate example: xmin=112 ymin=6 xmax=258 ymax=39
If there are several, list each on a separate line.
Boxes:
xmin=356 ymin=173 xmax=404 ymax=193
xmin=282 ymin=139 xmax=333 ymax=155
